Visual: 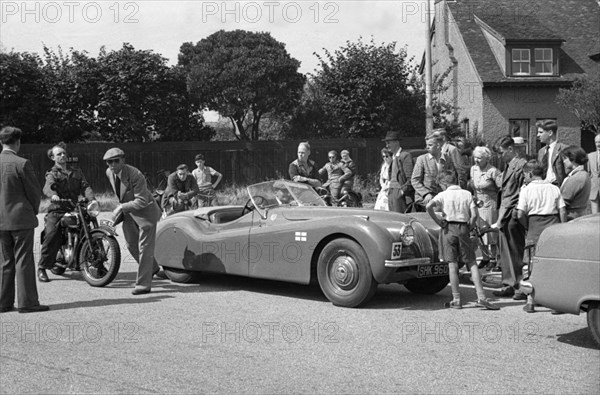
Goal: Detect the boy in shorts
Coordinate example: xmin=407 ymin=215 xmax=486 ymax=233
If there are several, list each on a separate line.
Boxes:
xmin=426 ymin=170 xmax=499 ymax=310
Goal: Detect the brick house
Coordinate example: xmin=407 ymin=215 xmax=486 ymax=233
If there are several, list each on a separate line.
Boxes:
xmin=427 ymin=0 xmax=600 ymax=154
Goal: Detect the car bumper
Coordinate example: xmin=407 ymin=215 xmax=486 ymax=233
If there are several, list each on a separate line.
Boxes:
xmin=384 ymin=257 xmax=431 ymax=268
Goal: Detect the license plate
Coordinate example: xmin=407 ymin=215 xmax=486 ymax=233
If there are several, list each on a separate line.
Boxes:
xmin=417 ymin=263 xmax=449 ymax=278
xmin=391 ymin=242 xmax=402 ymax=259
xmin=99 ymin=219 xmax=114 ymax=227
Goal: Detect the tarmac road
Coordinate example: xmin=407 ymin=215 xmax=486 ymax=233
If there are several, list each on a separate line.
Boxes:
xmin=0 ymin=214 xmax=598 ymax=394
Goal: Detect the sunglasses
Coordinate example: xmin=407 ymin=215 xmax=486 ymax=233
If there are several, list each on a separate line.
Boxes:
xmin=105 ymin=158 xmax=121 ymax=165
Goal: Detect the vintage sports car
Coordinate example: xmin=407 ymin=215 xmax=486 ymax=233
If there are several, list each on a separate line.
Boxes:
xmin=520 ymin=214 xmax=600 ymax=346
xmin=155 ymin=180 xmax=447 ymax=307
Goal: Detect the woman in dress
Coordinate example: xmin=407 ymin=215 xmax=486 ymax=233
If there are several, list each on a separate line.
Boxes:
xmin=470 ymin=146 xmax=502 ymax=270
xmin=374 ymin=148 xmax=393 ymax=211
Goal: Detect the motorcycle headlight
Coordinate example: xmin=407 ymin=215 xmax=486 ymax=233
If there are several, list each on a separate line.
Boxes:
xmin=399 ymin=224 xmax=415 ymax=246
xmin=87 ymin=200 xmax=100 ymax=217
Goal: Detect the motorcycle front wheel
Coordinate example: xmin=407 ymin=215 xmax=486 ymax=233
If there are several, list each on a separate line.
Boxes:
xmin=79 ymin=234 xmax=121 ymax=287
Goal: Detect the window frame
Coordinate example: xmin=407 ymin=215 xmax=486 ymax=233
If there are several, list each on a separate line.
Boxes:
xmin=507 ymin=45 xmax=559 ymax=77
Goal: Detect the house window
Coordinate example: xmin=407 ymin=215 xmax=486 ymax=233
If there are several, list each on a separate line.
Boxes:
xmin=509 ymin=119 xmax=529 ymax=138
xmin=534 ymin=48 xmax=553 ymax=75
xmin=512 ymin=49 xmax=530 ymax=75
xmin=461 ymin=119 xmax=469 ymax=136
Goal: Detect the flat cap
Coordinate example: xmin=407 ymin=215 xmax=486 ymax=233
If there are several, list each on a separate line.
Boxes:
xmin=382 ymin=131 xmax=401 ymax=142
xmin=103 ymin=147 xmax=125 ymax=160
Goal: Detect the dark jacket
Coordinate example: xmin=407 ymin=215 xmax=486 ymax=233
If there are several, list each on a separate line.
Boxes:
xmin=0 ymin=150 xmax=41 ymax=231
xmin=537 ymin=142 xmax=568 ymax=186
xmin=43 ymin=165 xmax=94 ymax=213
xmin=389 ymin=149 xmax=414 ymax=195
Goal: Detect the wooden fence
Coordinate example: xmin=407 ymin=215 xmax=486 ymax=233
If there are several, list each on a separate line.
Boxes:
xmin=18 ymin=137 xmax=426 ymax=193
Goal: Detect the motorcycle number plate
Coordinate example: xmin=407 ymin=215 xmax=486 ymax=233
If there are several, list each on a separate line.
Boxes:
xmin=99 ymin=219 xmax=114 ymax=227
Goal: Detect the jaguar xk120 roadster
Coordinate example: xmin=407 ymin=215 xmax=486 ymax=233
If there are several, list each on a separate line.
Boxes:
xmin=155 ymin=180 xmax=447 ymax=307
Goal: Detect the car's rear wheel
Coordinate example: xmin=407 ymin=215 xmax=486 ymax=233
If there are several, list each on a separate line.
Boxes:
xmin=404 ymin=276 xmax=449 ymax=294
xmin=587 ymin=302 xmax=600 ymax=347
xmin=163 ymin=267 xmax=199 ymax=283
xmin=317 ymin=239 xmax=376 ymax=308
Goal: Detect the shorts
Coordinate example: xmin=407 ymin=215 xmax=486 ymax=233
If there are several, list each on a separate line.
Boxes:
xmin=439 ymin=222 xmax=475 ymax=264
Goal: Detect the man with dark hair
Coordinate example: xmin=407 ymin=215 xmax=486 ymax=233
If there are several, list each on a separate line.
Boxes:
xmin=491 ymin=135 xmax=527 ymax=298
xmin=411 ymin=132 xmax=456 ymax=210
xmin=561 ymin=145 xmax=591 ymax=220
xmin=382 ymin=131 xmax=414 ymax=213
xmin=163 ymin=164 xmax=200 ymax=214
xmin=435 ymin=128 xmax=467 ymax=189
xmin=104 ymin=147 xmax=162 ymax=295
xmin=0 ymin=126 xmax=49 ymax=313
xmin=536 ymin=119 xmax=568 ymax=187
xmin=37 ymin=142 xmax=95 ymax=282
xmin=192 ymin=153 xmax=222 ymax=207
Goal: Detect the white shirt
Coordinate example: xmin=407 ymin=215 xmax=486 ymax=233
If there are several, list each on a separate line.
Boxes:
xmin=517 ymin=179 xmax=565 ymax=215
xmin=430 ymin=185 xmax=474 ymax=222
xmin=545 ymin=141 xmax=557 ymax=183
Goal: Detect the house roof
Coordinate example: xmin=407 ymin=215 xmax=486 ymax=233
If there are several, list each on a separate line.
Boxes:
xmin=446 ymin=0 xmax=600 ymax=85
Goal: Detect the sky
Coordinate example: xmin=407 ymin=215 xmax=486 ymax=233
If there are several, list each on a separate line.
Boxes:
xmin=0 ymin=0 xmax=433 ymax=74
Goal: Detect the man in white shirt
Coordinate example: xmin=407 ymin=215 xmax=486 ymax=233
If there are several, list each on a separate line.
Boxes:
xmin=536 ymin=120 xmax=567 ymax=187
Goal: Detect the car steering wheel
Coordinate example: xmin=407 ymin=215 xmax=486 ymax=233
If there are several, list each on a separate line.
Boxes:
xmin=241 ymin=198 xmax=255 ymax=216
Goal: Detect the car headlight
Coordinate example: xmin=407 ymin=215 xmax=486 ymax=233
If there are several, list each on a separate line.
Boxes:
xmin=399 ymin=224 xmax=415 ymax=246
xmin=87 ymin=200 xmax=100 ymax=217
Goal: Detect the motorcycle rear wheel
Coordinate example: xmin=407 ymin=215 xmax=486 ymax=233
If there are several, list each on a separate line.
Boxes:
xmin=79 ymin=234 xmax=121 ymax=287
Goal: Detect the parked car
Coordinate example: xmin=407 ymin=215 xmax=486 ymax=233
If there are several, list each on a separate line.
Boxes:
xmin=520 ymin=214 xmax=600 ymax=346
xmin=155 ymin=180 xmax=447 ymax=307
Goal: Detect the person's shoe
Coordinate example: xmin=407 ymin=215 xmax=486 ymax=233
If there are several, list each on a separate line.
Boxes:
xmin=523 ymin=303 xmax=535 ymax=313
xmin=132 ymin=288 xmax=151 ymax=295
xmin=37 ymin=269 xmax=50 ymax=282
xmin=478 ymin=260 xmax=490 ymax=269
xmin=512 ymin=292 xmax=527 ymax=301
xmin=476 ymin=299 xmax=500 ymax=310
xmin=18 ymin=305 xmax=50 ymax=313
xmin=493 ymin=287 xmax=514 ymax=297
xmin=551 ymin=310 xmax=565 ymax=315
xmin=444 ymin=300 xmax=462 ymax=309
xmin=0 ymin=305 xmax=15 ymax=313
xmin=153 ymin=269 xmax=168 ymax=279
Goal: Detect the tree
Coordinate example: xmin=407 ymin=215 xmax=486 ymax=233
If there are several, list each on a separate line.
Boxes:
xmin=95 ymin=43 xmax=213 ymax=142
xmin=0 ymin=52 xmax=48 ymax=142
xmin=289 ymin=38 xmax=423 ymax=139
xmin=41 ymin=46 xmax=101 ymax=142
xmin=556 ymin=74 xmax=600 ymax=134
xmin=179 ymin=30 xmax=306 ymax=141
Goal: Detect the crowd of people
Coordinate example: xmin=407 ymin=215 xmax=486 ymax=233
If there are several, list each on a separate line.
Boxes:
xmin=1 ymin=122 xmax=598 ymax=314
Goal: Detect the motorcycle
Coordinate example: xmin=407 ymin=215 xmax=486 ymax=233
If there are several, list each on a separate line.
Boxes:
xmin=41 ymin=198 xmax=121 ymax=287
xmin=315 ymin=186 xmax=363 ymax=207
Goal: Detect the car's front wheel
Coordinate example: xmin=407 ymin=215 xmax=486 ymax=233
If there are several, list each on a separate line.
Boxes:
xmin=403 ymin=276 xmax=449 ymax=294
xmin=587 ymin=302 xmax=600 ymax=346
xmin=163 ymin=267 xmax=199 ymax=283
xmin=317 ymin=239 xmax=376 ymax=308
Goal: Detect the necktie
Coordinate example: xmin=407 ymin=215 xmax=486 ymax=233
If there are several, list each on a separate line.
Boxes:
xmin=114 ymin=174 xmax=121 ymax=197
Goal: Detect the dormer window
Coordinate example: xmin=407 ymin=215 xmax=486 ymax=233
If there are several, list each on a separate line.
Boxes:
xmin=508 ymin=46 xmax=558 ymax=76
xmin=512 ymin=49 xmax=530 ymax=75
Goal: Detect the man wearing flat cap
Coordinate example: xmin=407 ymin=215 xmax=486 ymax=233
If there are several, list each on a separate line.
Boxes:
xmin=103 ymin=148 xmax=161 ymax=295
xmin=383 ymin=131 xmax=414 ymax=213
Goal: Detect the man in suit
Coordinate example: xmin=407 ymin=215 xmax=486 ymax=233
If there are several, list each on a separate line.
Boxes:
xmin=104 ymin=148 xmax=162 ymax=295
xmin=536 ymin=120 xmax=568 ymax=187
xmin=383 ymin=131 xmax=414 ymax=213
xmin=491 ymin=135 xmax=528 ymax=298
xmin=588 ymin=134 xmax=600 ymax=214
xmin=411 ymin=132 xmax=457 ymax=210
xmin=0 ymin=126 xmax=49 ymax=313
xmin=436 ymin=129 xmax=467 ymax=189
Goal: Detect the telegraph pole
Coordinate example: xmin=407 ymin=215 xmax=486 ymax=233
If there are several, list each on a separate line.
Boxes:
xmin=424 ymin=0 xmax=434 ymax=134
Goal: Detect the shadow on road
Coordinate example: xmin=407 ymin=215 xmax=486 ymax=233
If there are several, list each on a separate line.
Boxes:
xmin=48 ymin=295 xmax=174 ymax=311
xmin=556 ymin=327 xmax=600 ymax=350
